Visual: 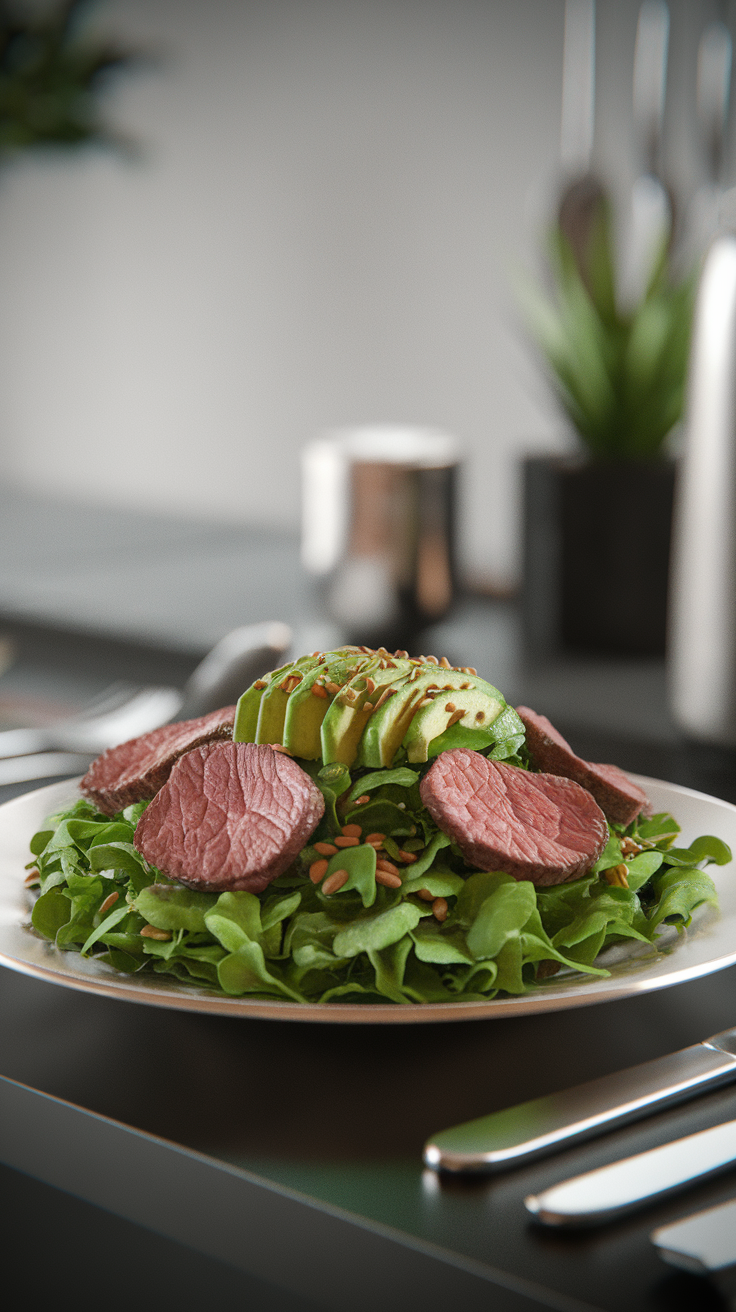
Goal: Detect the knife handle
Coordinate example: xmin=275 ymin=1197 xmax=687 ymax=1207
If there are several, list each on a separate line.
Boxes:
xmin=424 ymin=1037 xmax=736 ymax=1174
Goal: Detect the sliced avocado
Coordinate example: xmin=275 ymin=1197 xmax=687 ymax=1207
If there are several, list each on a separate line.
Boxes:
xmin=402 ymin=681 xmax=506 ymax=762
xmin=282 ymin=650 xmax=376 ymax=759
xmin=358 ymin=666 xmax=490 ymax=768
xmin=320 ymin=659 xmax=412 ymax=766
xmin=233 ymin=661 xmax=293 ymax=742
xmin=254 ymin=653 xmax=325 ymax=745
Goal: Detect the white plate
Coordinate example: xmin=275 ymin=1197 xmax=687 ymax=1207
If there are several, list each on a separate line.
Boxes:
xmin=0 ymin=776 xmax=734 ymax=1024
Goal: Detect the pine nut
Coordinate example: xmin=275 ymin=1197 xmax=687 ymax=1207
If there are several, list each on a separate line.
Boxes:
xmin=432 ymin=898 xmax=448 ymax=922
xmin=140 ymin=925 xmax=172 ymax=940
xmin=99 ymin=891 xmax=119 ymax=916
xmin=604 ymin=864 xmax=629 ymax=889
xmin=439 ymin=656 xmax=451 ymax=668
xmin=353 ymin=794 xmax=370 ymax=805
xmin=311 ymin=684 xmax=329 ymax=698
xmin=396 ymin=850 xmax=417 ymax=863
xmin=418 ymin=888 xmax=434 ymax=901
xmin=475 ymin=711 xmax=486 ymax=722
xmin=325 ymin=681 xmax=341 ymax=695
xmin=253 ymin=679 xmax=267 ymax=689
xmin=376 ymin=858 xmax=400 ymax=878
xmin=365 ymin=677 xmax=376 ymax=692
xmin=322 ymin=869 xmax=349 ymax=894
xmin=334 ymin=836 xmax=359 ymax=847
xmin=375 ymin=869 xmax=402 ymax=888
xmin=314 ymin=842 xmax=338 ymax=856
xmin=620 ymin=838 xmax=641 ymax=857
xmin=446 ymin=709 xmax=466 ymax=726
xmin=271 ymin=744 xmax=293 ymax=754
xmin=394 ymin=650 xmax=409 ymax=659
xmin=445 ymin=702 xmax=456 ymax=713
xmin=365 ymin=832 xmax=386 ymax=844
xmin=341 ymin=824 xmax=362 ymax=838
xmin=309 ymin=859 xmax=329 ymax=883
xmin=24 ymin=869 xmax=40 ymax=886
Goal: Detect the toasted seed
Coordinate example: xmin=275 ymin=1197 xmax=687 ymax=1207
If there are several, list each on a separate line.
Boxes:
xmin=620 ymin=837 xmax=641 ymax=857
xmin=446 ymin=709 xmax=466 ymax=726
xmin=439 ymin=656 xmax=451 ymax=668
xmin=396 ymin=850 xmax=417 ymax=864
xmin=341 ymin=823 xmax=362 ymax=838
xmin=325 ymin=680 xmax=341 ymax=695
xmin=604 ymin=863 xmax=629 ymax=889
xmin=364 ymin=677 xmax=376 ymax=693
xmin=425 ymin=655 xmax=439 ymax=664
xmin=376 ymin=858 xmax=400 ymax=878
xmin=445 ymin=702 xmax=456 ymax=713
xmin=475 ymin=711 xmax=486 ymax=722
xmin=466 ymin=667 xmax=477 ymax=676
xmin=314 ymin=842 xmax=338 ymax=856
xmin=394 ymin=650 xmax=409 ymax=659
xmin=460 ymin=681 xmax=471 ymax=689
xmin=365 ymin=832 xmax=386 ymax=844
xmin=323 ymin=869 xmax=349 ymax=895
xmin=432 ymin=897 xmax=448 ymax=922
xmin=253 ymin=679 xmax=267 ymax=689
xmin=99 ymin=890 xmax=120 ymax=916
xmin=418 ymin=888 xmax=434 ymax=901
xmin=416 ymin=696 xmax=434 ymax=710
xmin=24 ymin=868 xmax=40 ymax=886
xmin=311 ymin=683 xmax=329 ymax=699
xmin=375 ymin=869 xmax=402 ymax=888
xmin=140 ymin=925 xmax=172 ymax=941
xmin=271 ymin=744 xmax=293 ymax=754
xmin=309 ymin=859 xmax=329 ymax=883
xmin=353 ymin=794 xmax=370 ymax=805
xmin=334 ymin=835 xmax=360 ymax=847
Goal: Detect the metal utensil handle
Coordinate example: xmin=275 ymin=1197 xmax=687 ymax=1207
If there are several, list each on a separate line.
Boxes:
xmin=424 ymin=1033 xmax=736 ymax=1174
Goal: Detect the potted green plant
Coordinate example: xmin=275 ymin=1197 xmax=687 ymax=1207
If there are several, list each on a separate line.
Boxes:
xmin=0 ymin=0 xmax=135 ymax=162
xmin=522 ymin=181 xmax=694 ymax=657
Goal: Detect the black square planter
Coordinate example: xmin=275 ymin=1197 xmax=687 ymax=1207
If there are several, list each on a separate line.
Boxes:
xmin=522 ymin=455 xmax=677 ymax=657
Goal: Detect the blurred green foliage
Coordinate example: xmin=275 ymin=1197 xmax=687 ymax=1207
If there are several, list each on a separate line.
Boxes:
xmin=525 ymin=186 xmax=695 ymax=462
xmin=0 ymin=0 xmax=134 ymax=158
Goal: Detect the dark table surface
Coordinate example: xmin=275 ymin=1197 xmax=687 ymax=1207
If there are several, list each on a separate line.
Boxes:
xmin=1 ymin=513 xmax=736 ymax=1310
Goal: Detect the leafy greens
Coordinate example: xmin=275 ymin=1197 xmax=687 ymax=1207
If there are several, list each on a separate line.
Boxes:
xmin=25 ymin=767 xmax=727 ymax=1005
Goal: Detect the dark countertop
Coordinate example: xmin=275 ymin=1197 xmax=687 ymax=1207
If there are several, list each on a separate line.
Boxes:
xmin=1 ymin=495 xmax=736 ymax=1309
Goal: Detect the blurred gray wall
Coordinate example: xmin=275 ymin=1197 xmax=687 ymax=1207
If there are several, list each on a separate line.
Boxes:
xmin=0 ymin=0 xmax=723 ymax=588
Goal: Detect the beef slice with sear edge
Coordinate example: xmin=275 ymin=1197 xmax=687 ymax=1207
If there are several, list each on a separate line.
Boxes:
xmin=81 ymin=706 xmax=237 ymax=816
xmin=419 ymin=750 xmax=608 ymax=886
xmin=134 ymin=741 xmax=325 ymax=893
xmin=516 ymin=705 xmax=652 ymax=827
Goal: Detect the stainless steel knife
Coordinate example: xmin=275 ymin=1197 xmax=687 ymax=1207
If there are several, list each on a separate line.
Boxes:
xmin=525 ymin=1117 xmax=736 ymax=1227
xmin=423 ymin=1027 xmax=736 ymax=1174
xmin=652 ymin=1197 xmax=736 ymax=1286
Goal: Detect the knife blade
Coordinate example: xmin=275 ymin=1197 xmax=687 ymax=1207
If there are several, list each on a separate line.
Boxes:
xmin=525 ymin=1118 xmax=736 ymax=1227
xmin=423 ymin=1027 xmax=736 ymax=1174
xmin=651 ymin=1197 xmax=736 ymax=1288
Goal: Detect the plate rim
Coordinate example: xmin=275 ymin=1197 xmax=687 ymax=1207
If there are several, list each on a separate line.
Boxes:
xmin=1 ymin=773 xmax=735 ymax=1025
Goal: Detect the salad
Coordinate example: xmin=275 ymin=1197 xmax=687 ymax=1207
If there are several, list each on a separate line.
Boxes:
xmin=25 ymin=646 xmax=731 ymax=1006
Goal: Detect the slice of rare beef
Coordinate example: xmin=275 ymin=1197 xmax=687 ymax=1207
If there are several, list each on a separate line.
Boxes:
xmin=516 ymin=706 xmax=652 ymax=826
xmin=134 ymin=741 xmax=325 ymax=893
xmin=419 ymin=749 xmax=607 ymax=886
xmin=81 ymin=706 xmax=236 ymax=815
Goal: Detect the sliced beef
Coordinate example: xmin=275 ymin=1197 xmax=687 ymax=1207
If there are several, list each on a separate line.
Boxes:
xmin=134 ymin=741 xmax=325 ymax=893
xmin=516 ymin=706 xmax=652 ymax=826
xmin=419 ymin=750 xmax=607 ymax=886
xmin=81 ymin=706 xmax=236 ymax=815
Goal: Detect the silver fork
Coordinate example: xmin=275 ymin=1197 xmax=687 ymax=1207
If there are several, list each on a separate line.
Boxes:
xmin=0 ymin=620 xmax=291 ymax=761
